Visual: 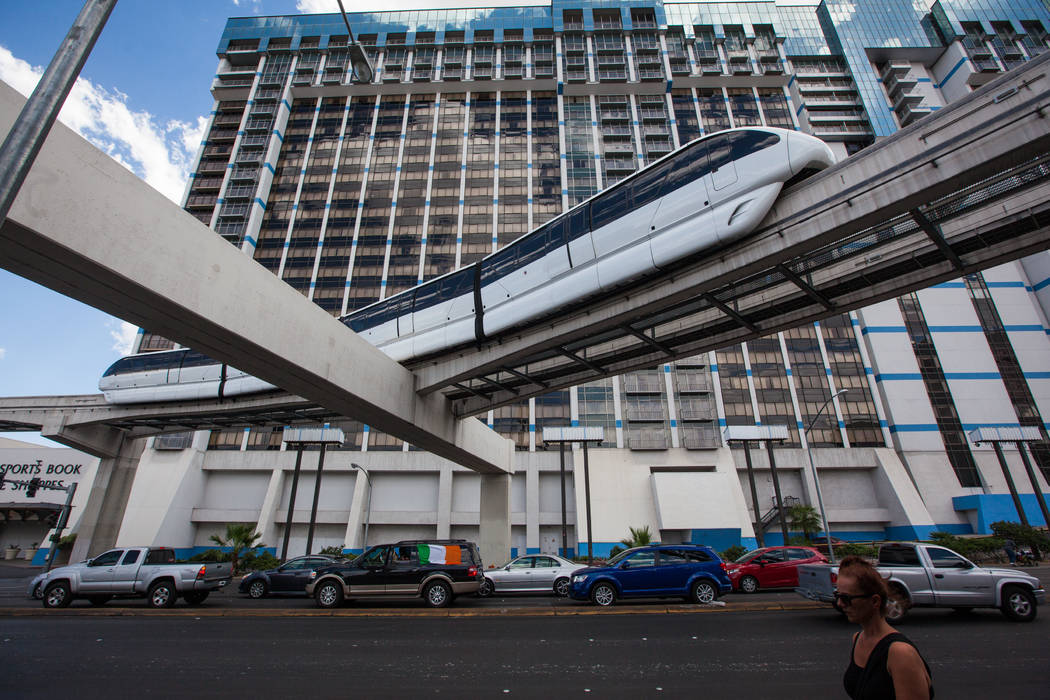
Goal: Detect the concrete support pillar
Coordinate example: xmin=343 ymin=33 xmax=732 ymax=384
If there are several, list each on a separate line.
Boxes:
xmin=479 ymin=473 xmax=512 ymax=568
xmin=525 ymin=457 xmax=539 ymax=553
xmin=436 ymin=464 xmax=453 ymax=539
xmin=66 ymin=435 xmax=146 ymax=562
xmin=342 ymin=469 xmax=369 ymax=552
xmin=255 ymin=467 xmax=286 ymax=549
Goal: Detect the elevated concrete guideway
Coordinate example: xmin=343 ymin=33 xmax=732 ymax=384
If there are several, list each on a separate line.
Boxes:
xmin=0 ymin=79 xmax=512 ymax=476
xmin=410 ymin=52 xmax=1050 ymax=416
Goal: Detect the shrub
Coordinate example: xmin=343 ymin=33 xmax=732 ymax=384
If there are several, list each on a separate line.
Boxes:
xmin=186 ymin=549 xmax=229 ymax=563
xmin=720 ymin=545 xmax=747 ymax=562
xmin=990 ymin=521 xmax=1050 ymax=557
xmin=240 ymin=551 xmax=280 ymax=572
xmin=835 ymin=542 xmax=878 ymax=559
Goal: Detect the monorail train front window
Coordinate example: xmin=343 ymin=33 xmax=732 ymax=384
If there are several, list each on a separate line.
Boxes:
xmin=730 ymin=129 xmax=779 ymax=159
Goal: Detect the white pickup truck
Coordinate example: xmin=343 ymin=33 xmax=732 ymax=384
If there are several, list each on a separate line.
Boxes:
xmin=30 ymin=546 xmax=231 ymax=608
xmin=795 ymin=541 xmax=1045 ymax=622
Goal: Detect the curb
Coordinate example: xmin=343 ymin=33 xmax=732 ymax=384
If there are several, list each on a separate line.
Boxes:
xmin=0 ymin=601 xmax=827 ymax=618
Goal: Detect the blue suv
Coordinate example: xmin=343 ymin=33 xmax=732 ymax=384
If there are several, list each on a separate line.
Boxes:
xmin=568 ymin=544 xmax=732 ymax=606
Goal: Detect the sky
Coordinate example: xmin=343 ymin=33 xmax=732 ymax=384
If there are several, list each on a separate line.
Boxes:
xmin=0 ymin=0 xmax=555 ymax=445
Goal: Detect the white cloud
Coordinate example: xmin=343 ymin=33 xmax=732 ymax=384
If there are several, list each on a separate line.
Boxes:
xmin=0 ymin=347 xmax=6 ymax=360
xmin=0 ymin=45 xmax=203 ymax=204
xmin=109 ymin=321 xmax=138 ymax=356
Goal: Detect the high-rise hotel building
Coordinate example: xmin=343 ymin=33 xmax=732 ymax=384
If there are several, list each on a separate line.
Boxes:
xmin=117 ymin=0 xmax=1050 ymax=557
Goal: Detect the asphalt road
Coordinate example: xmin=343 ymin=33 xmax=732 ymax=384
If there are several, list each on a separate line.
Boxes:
xmin=2 ymin=562 xmax=1049 ymax=698
xmin=2 ymin=607 xmax=1048 ymax=698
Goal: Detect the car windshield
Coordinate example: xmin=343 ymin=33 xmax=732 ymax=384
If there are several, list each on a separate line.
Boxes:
xmin=734 ymin=550 xmax=765 ymax=563
xmin=606 ymin=548 xmax=639 ymax=566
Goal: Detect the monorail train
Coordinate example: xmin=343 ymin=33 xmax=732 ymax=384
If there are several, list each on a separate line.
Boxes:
xmin=100 ymin=127 xmax=835 ymax=404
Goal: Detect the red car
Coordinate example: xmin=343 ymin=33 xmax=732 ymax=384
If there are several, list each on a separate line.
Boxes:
xmin=726 ymin=546 xmax=828 ymax=593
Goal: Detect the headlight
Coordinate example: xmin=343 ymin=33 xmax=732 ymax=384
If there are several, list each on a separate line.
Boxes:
xmin=573 ymin=574 xmax=588 ymax=584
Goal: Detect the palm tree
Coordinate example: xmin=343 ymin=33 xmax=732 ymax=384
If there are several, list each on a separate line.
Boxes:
xmin=788 ymin=504 xmax=823 ymax=542
xmin=210 ymin=523 xmax=265 ymax=574
xmin=620 ymin=525 xmax=654 ymax=549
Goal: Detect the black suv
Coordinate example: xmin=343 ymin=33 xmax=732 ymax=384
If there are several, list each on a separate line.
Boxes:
xmin=307 ymin=540 xmax=484 ymax=608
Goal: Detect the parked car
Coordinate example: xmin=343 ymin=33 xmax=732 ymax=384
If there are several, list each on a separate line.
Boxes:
xmin=796 ymin=541 xmax=1046 ymax=622
xmin=568 ymin=544 xmax=732 ymax=607
xmin=307 ymin=539 xmax=483 ymax=609
xmin=727 ymin=546 xmax=827 ymax=593
xmin=28 ymin=546 xmax=230 ymax=608
xmin=238 ymin=555 xmax=345 ymax=598
xmin=478 ymin=554 xmax=580 ymax=597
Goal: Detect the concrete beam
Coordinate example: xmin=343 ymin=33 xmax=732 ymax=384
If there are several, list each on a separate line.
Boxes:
xmin=0 ymin=80 xmax=512 ymax=475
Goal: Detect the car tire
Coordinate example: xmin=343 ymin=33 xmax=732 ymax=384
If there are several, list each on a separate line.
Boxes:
xmin=477 ymin=578 xmax=494 ymax=598
xmin=590 ymin=582 xmax=617 ymax=607
xmin=43 ymin=581 xmax=72 ymax=609
xmin=88 ymin=595 xmax=112 ymax=606
xmin=31 ymin=582 xmax=44 ymax=600
xmin=739 ymin=575 xmax=759 ymax=594
xmin=554 ymin=577 xmax=571 ymax=598
xmin=1000 ymin=585 xmax=1037 ymax=622
xmin=314 ymin=580 xmax=344 ymax=609
xmin=147 ymin=580 xmax=178 ymax=609
xmin=884 ymin=584 xmax=910 ymax=624
xmin=183 ymin=592 xmax=209 ymax=606
xmin=247 ymin=580 xmax=268 ymax=599
xmin=423 ymin=580 xmax=452 ymax=608
xmin=690 ymin=580 xmax=717 ymax=604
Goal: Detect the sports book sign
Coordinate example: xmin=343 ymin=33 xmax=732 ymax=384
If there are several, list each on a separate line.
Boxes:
xmin=0 ymin=447 xmax=98 ymax=503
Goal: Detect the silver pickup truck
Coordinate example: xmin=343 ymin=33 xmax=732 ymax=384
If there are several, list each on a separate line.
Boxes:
xmin=29 ymin=546 xmax=231 ymax=608
xmin=795 ymin=541 xmax=1045 ymax=623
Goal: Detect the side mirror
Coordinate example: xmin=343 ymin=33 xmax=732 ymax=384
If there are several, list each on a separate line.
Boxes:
xmin=620 ymin=561 xmax=631 ymax=569
xmin=955 ymin=561 xmax=972 ymax=569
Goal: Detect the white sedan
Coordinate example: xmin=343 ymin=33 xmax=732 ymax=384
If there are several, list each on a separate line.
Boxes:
xmin=478 ymin=554 xmax=581 ymax=597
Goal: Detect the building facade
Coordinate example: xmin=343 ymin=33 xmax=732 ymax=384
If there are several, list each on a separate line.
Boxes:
xmin=108 ymin=0 xmax=1050 ymax=559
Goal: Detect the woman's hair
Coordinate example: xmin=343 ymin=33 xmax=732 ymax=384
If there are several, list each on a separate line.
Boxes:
xmin=838 ymin=555 xmax=889 ymax=615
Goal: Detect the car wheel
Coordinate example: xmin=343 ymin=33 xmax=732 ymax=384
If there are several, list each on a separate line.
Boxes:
xmin=590 ymin=582 xmax=616 ymax=607
xmin=183 ymin=592 xmax=209 ymax=606
xmin=884 ymin=584 xmax=910 ymax=624
xmin=424 ymin=580 xmax=452 ymax=608
xmin=739 ymin=575 xmax=759 ymax=594
xmin=88 ymin=595 xmax=112 ymax=606
xmin=1000 ymin=585 xmax=1037 ymax=622
xmin=554 ymin=577 xmax=571 ymax=597
xmin=477 ymin=578 xmax=494 ymax=598
xmin=148 ymin=580 xmax=178 ymax=609
xmin=43 ymin=581 xmax=72 ymax=609
xmin=314 ymin=580 xmax=344 ymax=609
xmin=247 ymin=580 xmax=268 ymax=599
xmin=691 ymin=580 xmax=717 ymax=604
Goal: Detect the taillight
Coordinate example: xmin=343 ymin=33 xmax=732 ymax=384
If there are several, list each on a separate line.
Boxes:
xmin=468 ymin=566 xmax=478 ymax=577
xmin=720 ymin=562 xmax=728 ymax=573
xmin=830 ymin=572 xmax=838 ymax=584
xmin=197 ymin=565 xmax=206 ymax=579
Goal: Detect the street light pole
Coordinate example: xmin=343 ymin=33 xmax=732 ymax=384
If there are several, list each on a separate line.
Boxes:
xmin=804 ymin=388 xmax=848 ymax=565
xmin=351 ymin=463 xmax=373 ymax=550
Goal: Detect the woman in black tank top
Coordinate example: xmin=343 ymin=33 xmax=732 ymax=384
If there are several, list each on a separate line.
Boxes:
xmin=836 ymin=556 xmax=933 ymax=699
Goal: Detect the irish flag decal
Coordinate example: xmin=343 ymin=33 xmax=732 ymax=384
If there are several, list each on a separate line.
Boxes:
xmin=418 ymin=544 xmax=461 ymax=565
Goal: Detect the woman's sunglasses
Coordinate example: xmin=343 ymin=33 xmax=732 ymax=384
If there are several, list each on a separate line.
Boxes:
xmin=833 ymin=591 xmax=877 ymax=607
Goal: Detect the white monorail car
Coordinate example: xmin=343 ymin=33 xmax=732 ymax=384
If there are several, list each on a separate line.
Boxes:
xmin=100 ymin=127 xmax=834 ymax=404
